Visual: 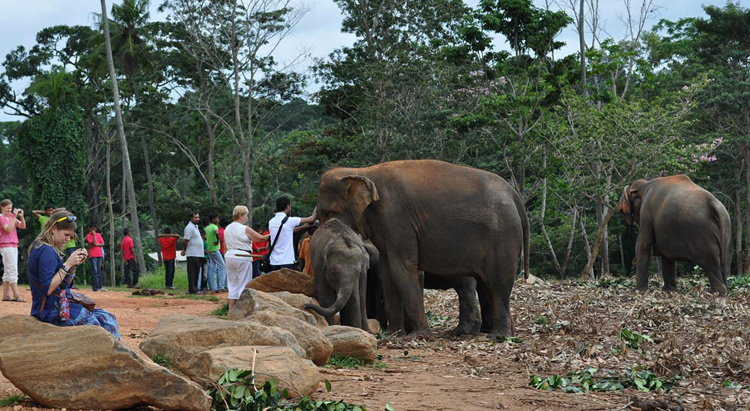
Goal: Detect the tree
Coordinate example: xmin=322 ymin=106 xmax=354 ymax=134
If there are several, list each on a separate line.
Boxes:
xmin=100 ymin=0 xmax=146 ymax=270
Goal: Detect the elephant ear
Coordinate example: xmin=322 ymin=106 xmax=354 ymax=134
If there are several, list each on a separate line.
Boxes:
xmin=619 ymin=185 xmax=632 ymax=217
xmin=340 ymin=175 xmax=379 ymax=237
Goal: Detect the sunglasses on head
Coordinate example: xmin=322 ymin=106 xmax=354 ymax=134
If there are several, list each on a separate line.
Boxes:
xmin=56 ymin=216 xmax=77 ymax=224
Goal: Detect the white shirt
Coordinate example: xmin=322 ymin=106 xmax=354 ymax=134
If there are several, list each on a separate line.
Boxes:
xmin=224 ymin=222 xmax=252 ymax=258
xmin=183 ymin=222 xmax=204 ymax=257
xmin=268 ymin=212 xmax=301 ymax=265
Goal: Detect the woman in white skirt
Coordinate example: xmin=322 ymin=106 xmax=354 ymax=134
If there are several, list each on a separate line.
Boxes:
xmin=224 ymin=206 xmax=269 ymax=310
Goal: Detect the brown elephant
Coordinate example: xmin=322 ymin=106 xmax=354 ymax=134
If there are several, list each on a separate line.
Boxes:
xmin=618 ymin=174 xmax=731 ymax=295
xmin=304 ymin=218 xmax=369 ymax=330
xmin=317 ymin=160 xmax=529 ymax=337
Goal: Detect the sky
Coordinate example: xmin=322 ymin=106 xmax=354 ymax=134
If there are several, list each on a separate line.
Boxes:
xmin=0 ymin=0 xmax=735 ymax=122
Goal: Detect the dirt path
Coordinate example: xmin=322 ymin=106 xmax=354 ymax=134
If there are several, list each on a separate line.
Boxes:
xmin=1 ymin=280 xmax=748 ymax=410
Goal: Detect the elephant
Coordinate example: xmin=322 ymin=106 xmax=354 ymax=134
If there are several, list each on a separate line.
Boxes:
xmin=304 ymin=218 xmax=370 ymax=331
xmin=364 ymin=241 xmax=481 ymax=336
xmin=618 ymin=174 xmax=731 ymax=295
xmin=317 ymin=159 xmax=529 ymax=337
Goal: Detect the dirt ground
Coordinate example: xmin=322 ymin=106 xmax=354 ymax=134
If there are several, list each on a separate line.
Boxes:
xmin=1 ymin=278 xmax=749 ymax=410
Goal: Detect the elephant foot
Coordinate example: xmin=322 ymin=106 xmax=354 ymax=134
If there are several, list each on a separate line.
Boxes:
xmin=710 ymin=286 xmax=728 ymax=297
xmin=634 ymin=285 xmax=648 ymax=292
xmin=662 ymin=285 xmax=678 ymax=292
xmin=449 ymin=324 xmax=481 ymax=337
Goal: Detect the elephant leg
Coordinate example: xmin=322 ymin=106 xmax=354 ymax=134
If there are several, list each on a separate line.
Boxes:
xmin=378 ymin=254 xmax=406 ymax=334
xmin=387 ymin=258 xmax=428 ymax=335
xmin=315 ymin=276 xmax=337 ymax=326
xmin=340 ymin=288 xmax=362 ymax=329
xmin=662 ymin=258 xmax=677 ymax=292
xmin=697 ymin=257 xmax=728 ymax=296
xmin=634 ymin=226 xmax=654 ymax=291
xmin=451 ymin=277 xmax=481 ymax=336
xmin=359 ymin=270 xmax=368 ymax=332
xmin=476 ymin=272 xmax=514 ymax=337
xmin=478 ymin=287 xmax=491 ymax=333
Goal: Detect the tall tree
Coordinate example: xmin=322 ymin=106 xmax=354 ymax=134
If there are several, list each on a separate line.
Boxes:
xmin=100 ymin=0 xmax=146 ymax=270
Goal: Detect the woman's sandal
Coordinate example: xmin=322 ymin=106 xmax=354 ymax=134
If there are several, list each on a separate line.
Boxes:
xmin=11 ymin=297 xmax=26 ymax=303
xmin=1 ymin=296 xmax=10 ymax=302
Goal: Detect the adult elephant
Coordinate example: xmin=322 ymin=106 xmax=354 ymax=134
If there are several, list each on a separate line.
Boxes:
xmin=317 ymin=160 xmax=529 ymax=336
xmin=618 ymin=175 xmax=731 ymax=295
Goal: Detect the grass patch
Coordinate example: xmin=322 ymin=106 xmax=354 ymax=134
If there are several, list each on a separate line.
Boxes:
xmin=326 ymin=354 xmax=386 ymax=369
xmin=530 ymin=367 xmax=672 ymax=393
xmin=152 ymin=353 xmax=173 ymax=369
xmin=212 ymin=301 xmax=229 ymax=317
xmin=0 ymin=395 xmax=25 ymax=407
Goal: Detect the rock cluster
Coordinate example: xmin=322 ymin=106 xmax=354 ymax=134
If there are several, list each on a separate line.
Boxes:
xmin=0 ymin=270 xmax=379 ymax=410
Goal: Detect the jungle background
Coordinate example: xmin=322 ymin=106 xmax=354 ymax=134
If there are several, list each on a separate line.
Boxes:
xmin=0 ymin=0 xmax=748 ymax=285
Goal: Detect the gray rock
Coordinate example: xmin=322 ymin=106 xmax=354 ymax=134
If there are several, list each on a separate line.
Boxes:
xmin=228 ymin=288 xmax=317 ymax=326
xmin=269 ymin=291 xmax=329 ymax=328
xmin=324 ymin=325 xmax=378 ymax=364
xmin=187 ymin=346 xmax=322 ymax=398
xmin=247 ymin=268 xmax=316 ymax=297
xmin=248 ymin=310 xmax=333 ymax=366
xmin=139 ymin=314 xmax=304 ymax=377
xmin=0 ymin=315 xmax=211 ymax=411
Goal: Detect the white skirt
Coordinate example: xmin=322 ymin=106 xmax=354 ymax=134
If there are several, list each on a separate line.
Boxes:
xmin=225 ymin=254 xmax=254 ymax=300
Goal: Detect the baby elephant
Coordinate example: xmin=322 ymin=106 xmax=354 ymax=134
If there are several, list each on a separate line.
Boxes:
xmin=304 ymin=218 xmax=370 ymax=331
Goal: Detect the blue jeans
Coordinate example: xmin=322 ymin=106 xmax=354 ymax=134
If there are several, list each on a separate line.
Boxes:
xmin=207 ymin=251 xmax=227 ymax=291
xmin=90 ymin=257 xmax=103 ymax=290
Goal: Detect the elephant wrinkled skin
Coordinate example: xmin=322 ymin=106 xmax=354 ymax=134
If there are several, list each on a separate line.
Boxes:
xmin=317 ymin=160 xmax=529 ymax=337
xmin=304 ymin=218 xmax=369 ymax=331
xmin=619 ymin=174 xmax=731 ymax=295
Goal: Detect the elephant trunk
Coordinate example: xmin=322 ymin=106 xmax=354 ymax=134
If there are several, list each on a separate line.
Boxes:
xmin=304 ymin=280 xmax=355 ymax=318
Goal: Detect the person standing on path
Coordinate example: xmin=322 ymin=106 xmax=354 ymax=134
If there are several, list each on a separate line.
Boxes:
xmin=205 ymin=213 xmax=227 ymax=292
xmin=85 ymin=224 xmax=106 ymax=292
xmin=158 ymin=228 xmax=180 ymax=289
xmin=0 ymin=199 xmax=26 ymax=302
xmin=268 ymin=197 xmax=316 ymax=272
xmin=225 ymin=206 xmax=269 ymax=310
xmin=120 ymin=228 xmax=139 ymax=287
xmin=181 ymin=212 xmax=204 ymax=294
xmin=252 ymin=224 xmax=269 ymax=278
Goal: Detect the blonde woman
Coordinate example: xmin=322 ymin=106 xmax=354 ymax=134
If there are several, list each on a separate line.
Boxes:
xmin=0 ymin=199 xmax=27 ymax=302
xmin=27 ymin=210 xmax=120 ymax=339
xmin=224 ymin=206 xmax=269 ymax=310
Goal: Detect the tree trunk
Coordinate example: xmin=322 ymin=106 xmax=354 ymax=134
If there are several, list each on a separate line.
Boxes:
xmin=539 ymin=148 xmax=561 ymax=274
xmin=736 ymin=187 xmax=743 ymax=275
xmin=560 ymin=205 xmax=578 ymax=278
xmin=578 ymin=0 xmax=587 ymax=95
xmin=579 ymin=211 xmax=592 ymax=268
xmin=106 ymin=134 xmax=116 ymax=287
xmin=619 ymin=235 xmax=626 ymax=275
xmin=745 ymin=144 xmax=750 ymax=274
xmin=140 ymin=133 xmax=161 ymax=266
xmin=581 ymin=204 xmax=620 ymax=280
xmin=100 ymin=0 xmax=146 ymax=271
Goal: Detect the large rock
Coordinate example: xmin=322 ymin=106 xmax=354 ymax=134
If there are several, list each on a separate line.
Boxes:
xmin=269 ymin=291 xmax=328 ymax=328
xmin=248 ymin=311 xmax=333 ymax=366
xmin=324 ymin=326 xmax=378 ymax=364
xmin=229 ymin=288 xmax=317 ymax=326
xmin=187 ymin=346 xmax=322 ymax=398
xmin=140 ymin=314 xmax=304 ymax=377
xmin=248 ymin=268 xmax=315 ymax=297
xmin=0 ymin=315 xmax=211 ymax=411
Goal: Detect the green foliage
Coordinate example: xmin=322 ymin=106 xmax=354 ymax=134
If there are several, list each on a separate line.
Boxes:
xmin=326 ymin=354 xmax=386 ymax=370
xmin=619 ymin=328 xmax=653 ymax=350
xmin=212 ymin=301 xmax=229 ymax=317
xmin=0 ymin=394 xmax=25 ymax=407
xmin=495 ymin=336 xmax=523 ymax=344
xmin=426 ymin=311 xmax=452 ymax=327
xmin=533 ymin=316 xmax=548 ymax=325
xmin=588 ymin=277 xmax=632 ymax=289
xmin=151 ymin=353 xmax=172 ymax=369
xmin=209 ymin=369 xmax=366 ymax=411
xmin=728 ymin=274 xmax=750 ymax=290
xmin=530 ymin=367 xmax=670 ymax=393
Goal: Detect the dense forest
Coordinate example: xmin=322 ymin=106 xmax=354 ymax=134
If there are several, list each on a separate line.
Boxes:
xmin=0 ymin=0 xmax=748 ymax=284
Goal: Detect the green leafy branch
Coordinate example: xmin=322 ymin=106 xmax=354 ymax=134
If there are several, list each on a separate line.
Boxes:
xmin=529 ymin=367 xmax=672 ymax=393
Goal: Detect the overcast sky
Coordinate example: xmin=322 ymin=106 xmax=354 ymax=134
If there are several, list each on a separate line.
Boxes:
xmin=0 ymin=0 xmax=733 ymax=122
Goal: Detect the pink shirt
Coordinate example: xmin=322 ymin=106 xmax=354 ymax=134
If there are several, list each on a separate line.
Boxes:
xmin=0 ymin=214 xmax=19 ymax=248
xmin=86 ymin=232 xmax=104 ymax=258
xmin=120 ymin=235 xmax=135 ymax=260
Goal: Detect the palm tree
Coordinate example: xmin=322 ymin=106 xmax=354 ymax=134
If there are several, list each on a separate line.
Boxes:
xmin=100 ymin=0 xmax=146 ymax=271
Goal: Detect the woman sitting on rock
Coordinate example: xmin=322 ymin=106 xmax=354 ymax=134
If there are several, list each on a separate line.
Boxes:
xmin=28 ymin=210 xmax=120 ymax=339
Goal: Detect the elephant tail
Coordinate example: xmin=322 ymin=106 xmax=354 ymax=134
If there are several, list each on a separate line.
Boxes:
xmin=304 ymin=281 xmax=355 ymax=318
xmin=514 ymin=192 xmax=530 ymax=280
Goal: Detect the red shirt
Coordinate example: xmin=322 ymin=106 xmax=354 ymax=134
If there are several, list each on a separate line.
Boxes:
xmin=86 ymin=232 xmax=104 ymax=258
xmin=218 ymin=227 xmax=226 ymax=255
xmin=158 ymin=236 xmax=178 ymax=260
xmin=120 ymin=235 xmax=135 ymax=260
xmin=252 ymin=229 xmax=270 ymax=261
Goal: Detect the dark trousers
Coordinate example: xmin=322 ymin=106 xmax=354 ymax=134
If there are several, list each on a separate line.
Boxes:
xmin=124 ymin=258 xmax=139 ymax=286
xmin=164 ymin=259 xmax=175 ymax=287
xmin=186 ymin=256 xmax=202 ymax=294
xmin=252 ymin=260 xmax=261 ymax=279
xmin=90 ymin=257 xmax=103 ymax=290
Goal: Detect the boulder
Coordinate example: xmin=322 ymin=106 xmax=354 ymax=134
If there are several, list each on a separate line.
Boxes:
xmin=323 ymin=326 xmax=378 ymax=364
xmin=248 ymin=311 xmax=333 ymax=366
xmin=269 ymin=291 xmax=328 ymax=328
xmin=0 ymin=315 xmax=211 ymax=411
xmin=367 ymin=318 xmax=381 ymax=335
xmin=139 ymin=314 xmax=304 ymax=377
xmin=228 ymin=288 xmax=317 ymax=326
xmin=188 ymin=346 xmax=322 ymax=398
xmin=248 ymin=268 xmax=315 ymax=297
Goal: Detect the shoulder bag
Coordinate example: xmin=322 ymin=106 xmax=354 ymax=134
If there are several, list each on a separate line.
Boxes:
xmin=260 ymin=216 xmax=289 ymax=273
